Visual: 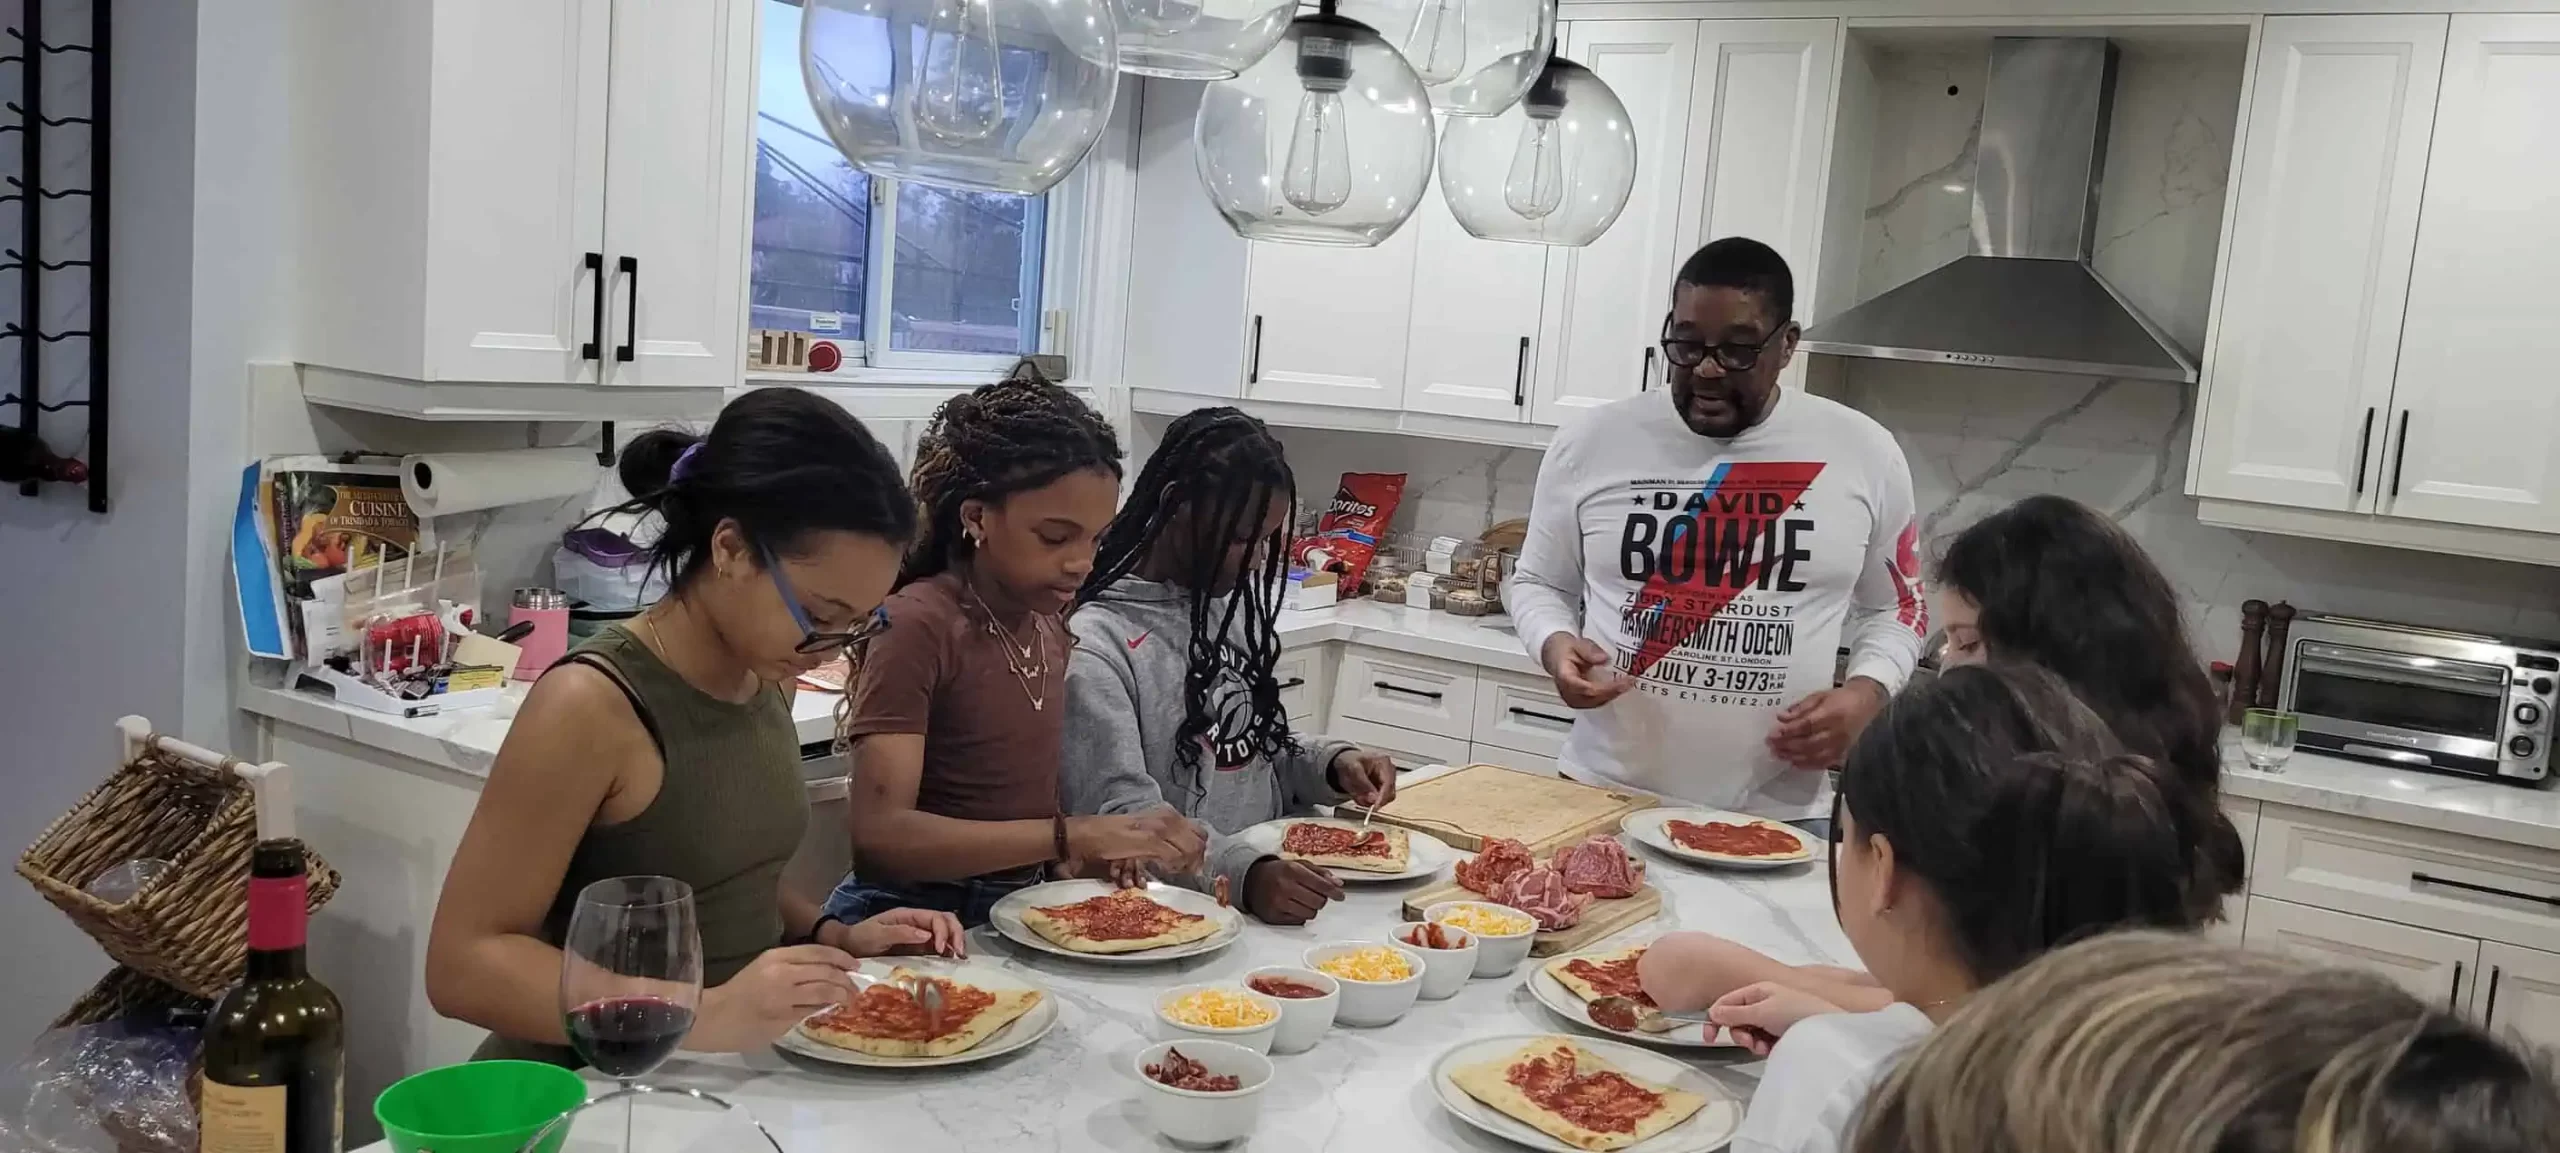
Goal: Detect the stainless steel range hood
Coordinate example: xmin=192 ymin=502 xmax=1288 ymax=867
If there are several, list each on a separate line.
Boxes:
xmin=1798 ymin=38 xmax=2198 ymax=383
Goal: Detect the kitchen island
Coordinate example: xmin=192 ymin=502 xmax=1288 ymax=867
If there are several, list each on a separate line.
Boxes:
xmin=364 ymin=814 xmax=1854 ymax=1153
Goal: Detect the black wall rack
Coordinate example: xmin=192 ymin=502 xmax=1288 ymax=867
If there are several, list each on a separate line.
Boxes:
xmin=0 ymin=0 xmax=108 ymax=512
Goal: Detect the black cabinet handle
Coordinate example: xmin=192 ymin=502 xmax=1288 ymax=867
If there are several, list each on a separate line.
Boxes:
xmin=1373 ymin=680 xmax=1444 ymax=703
xmin=1513 ymin=336 xmax=1531 ymax=406
xmin=2388 ymin=409 xmax=2411 ymax=498
xmin=1277 ymin=677 xmax=1306 ymax=691
xmin=2450 ymin=961 xmax=2465 ymax=1012
xmin=1246 ymin=315 xmax=1264 ymax=384
xmin=614 ymin=255 xmax=639 ymax=362
xmin=1639 ymin=347 xmax=1654 ymax=392
xmin=580 ymin=251 xmax=604 ymax=361
xmin=2352 ymin=406 xmax=2375 ymax=495
xmin=2485 ymin=965 xmax=2504 ymax=1023
xmin=2412 ymin=870 xmax=2560 ymax=908
xmin=1509 ymin=706 xmax=1574 ymax=726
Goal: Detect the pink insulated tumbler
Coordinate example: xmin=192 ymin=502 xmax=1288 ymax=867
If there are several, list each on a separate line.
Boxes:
xmin=508 ymin=588 xmax=571 ymax=681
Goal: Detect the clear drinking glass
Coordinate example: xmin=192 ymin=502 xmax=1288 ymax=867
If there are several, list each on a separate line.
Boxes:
xmin=2241 ymin=708 xmax=2301 ymax=771
xmin=563 ymin=876 xmax=703 ymax=1149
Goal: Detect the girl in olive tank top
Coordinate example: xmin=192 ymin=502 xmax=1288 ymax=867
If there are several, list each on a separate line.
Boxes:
xmin=427 ymin=389 xmax=965 ymax=1067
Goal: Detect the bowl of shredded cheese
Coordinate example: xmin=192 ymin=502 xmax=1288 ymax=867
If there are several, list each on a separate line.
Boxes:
xmin=1302 ymin=943 xmax=1425 ymax=1027
xmin=1154 ymin=985 xmax=1283 ymax=1054
xmin=1426 ymin=900 xmax=1539 ymax=977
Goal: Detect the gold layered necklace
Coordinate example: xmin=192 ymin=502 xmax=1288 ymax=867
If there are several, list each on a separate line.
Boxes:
xmin=966 ymin=579 xmax=1053 ymax=711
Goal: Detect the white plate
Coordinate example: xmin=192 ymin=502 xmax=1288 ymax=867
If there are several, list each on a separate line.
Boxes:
xmin=987 ymin=879 xmax=1244 ymax=965
xmin=1234 ymin=818 xmax=1456 ymax=883
xmin=775 ymin=958 xmax=1058 ymax=1069
xmin=1620 ymin=807 xmax=1818 ymax=871
xmin=1526 ymin=950 xmax=1730 ymax=1050
xmin=1430 ymin=1033 xmax=1745 ymax=1153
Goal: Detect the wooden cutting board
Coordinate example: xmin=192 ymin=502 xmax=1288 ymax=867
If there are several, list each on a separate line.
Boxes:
xmin=1343 ymin=764 xmax=1655 ymax=855
xmin=1401 ymin=880 xmax=1662 ymax=957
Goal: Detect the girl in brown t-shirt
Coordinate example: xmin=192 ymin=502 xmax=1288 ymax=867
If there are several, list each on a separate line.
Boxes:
xmin=820 ymin=369 xmax=1204 ymax=929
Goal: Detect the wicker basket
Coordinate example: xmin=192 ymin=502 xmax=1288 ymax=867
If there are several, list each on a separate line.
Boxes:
xmin=52 ymin=966 xmax=210 ymax=1031
xmin=18 ymin=740 xmax=339 ymax=1000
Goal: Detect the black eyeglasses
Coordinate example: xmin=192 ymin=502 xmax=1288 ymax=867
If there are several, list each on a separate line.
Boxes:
xmin=1660 ymin=314 xmax=1792 ymax=372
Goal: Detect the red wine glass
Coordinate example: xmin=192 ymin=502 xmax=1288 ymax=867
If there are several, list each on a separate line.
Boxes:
xmin=562 ymin=875 xmax=702 ymax=1146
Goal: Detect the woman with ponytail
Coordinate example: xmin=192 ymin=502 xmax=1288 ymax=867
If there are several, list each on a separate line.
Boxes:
xmin=1648 ymin=662 xmax=2227 ymax=1153
xmin=427 ymin=388 xmax=963 ymax=1066
xmin=826 ymin=367 xmax=1202 ymax=929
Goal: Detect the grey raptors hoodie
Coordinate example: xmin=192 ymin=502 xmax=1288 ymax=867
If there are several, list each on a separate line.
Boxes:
xmin=1060 ymin=578 xmax=1356 ymax=897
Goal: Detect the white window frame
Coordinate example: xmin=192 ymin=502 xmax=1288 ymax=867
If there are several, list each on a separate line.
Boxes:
xmin=743 ymin=0 xmax=1128 ymax=388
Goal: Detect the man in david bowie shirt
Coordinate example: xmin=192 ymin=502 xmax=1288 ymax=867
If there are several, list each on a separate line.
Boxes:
xmin=1506 ymin=238 xmax=1927 ymax=822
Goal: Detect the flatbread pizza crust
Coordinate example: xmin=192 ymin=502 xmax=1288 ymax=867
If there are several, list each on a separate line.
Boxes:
xmin=1018 ymin=896 xmax=1224 ymax=955
xmin=1543 ymin=948 xmax=1646 ymax=1005
xmin=1451 ymin=1037 xmax=1707 ymax=1152
xmin=1664 ymin=816 xmax=1812 ymax=862
xmin=797 ymin=974 xmax=1043 ymax=1059
xmin=1281 ymin=822 xmax=1413 ymax=873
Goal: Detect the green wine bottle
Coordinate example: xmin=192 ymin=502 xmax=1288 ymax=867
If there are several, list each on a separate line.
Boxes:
xmin=199 ymin=840 xmax=344 ymax=1153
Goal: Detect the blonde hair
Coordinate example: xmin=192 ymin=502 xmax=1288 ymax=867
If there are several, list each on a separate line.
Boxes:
xmin=1851 ymin=931 xmax=2559 ymax=1153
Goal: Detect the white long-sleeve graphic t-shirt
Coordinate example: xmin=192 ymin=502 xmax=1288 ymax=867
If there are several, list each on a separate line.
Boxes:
xmin=1506 ymin=389 xmax=1928 ymax=818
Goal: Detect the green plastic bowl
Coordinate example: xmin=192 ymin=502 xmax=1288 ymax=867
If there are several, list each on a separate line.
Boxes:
xmin=375 ymin=1060 xmax=588 ymax=1153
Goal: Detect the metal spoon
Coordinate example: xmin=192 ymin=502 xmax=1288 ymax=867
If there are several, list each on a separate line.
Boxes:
xmin=1587 ymin=995 xmax=1707 ymax=1035
xmin=847 ymin=968 xmax=945 ymax=1035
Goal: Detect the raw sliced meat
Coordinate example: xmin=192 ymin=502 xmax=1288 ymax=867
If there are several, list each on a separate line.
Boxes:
xmin=1456 ymin=837 xmax=1537 ymax=897
xmin=1491 ymin=866 xmax=1594 ymax=931
xmin=1553 ymin=835 xmax=1645 ymax=899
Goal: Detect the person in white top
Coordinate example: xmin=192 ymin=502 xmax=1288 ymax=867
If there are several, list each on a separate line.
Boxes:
xmin=1507 ymin=238 xmax=1927 ymax=818
xmin=1637 ymin=662 xmax=2226 ymax=1153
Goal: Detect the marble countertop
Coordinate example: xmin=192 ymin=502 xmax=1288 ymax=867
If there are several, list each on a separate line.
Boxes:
xmin=238 ymin=603 xmax=1538 ymax=780
xmin=2221 ymin=743 xmax=2560 ymax=852
xmin=500 ymin=828 xmax=1850 ymax=1152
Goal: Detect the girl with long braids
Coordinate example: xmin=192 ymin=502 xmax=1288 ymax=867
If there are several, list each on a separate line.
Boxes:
xmin=428 ymin=388 xmax=962 ymax=1065
xmin=1060 ymin=407 xmax=1399 ymax=926
xmin=824 ymin=369 xmax=1204 ymax=929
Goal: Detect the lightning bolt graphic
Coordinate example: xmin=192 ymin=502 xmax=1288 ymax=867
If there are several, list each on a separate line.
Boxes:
xmin=1625 ymin=461 xmax=1826 ymax=681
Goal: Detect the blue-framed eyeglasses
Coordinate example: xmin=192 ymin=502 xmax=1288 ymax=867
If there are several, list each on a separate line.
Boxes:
xmin=760 ymin=545 xmax=890 ymax=656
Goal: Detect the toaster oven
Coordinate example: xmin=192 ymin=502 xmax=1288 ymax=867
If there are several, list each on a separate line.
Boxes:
xmin=2276 ymin=614 xmax=2556 ymax=783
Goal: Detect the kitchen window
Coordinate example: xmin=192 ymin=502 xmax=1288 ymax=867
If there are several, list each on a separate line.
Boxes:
xmin=751 ymin=0 xmax=1053 ymax=376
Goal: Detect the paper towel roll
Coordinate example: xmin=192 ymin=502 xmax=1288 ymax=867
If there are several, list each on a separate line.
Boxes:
xmin=401 ymin=448 xmax=601 ymax=517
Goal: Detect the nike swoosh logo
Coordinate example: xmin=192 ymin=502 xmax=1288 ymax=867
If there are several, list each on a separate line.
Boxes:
xmin=1127 ymin=631 xmax=1148 ymax=650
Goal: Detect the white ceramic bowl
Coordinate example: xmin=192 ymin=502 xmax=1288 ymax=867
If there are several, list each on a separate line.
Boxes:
xmin=1153 ymin=984 xmax=1282 ymax=1055
xmin=1242 ymin=966 xmax=1340 ymax=1055
xmin=1133 ymin=1039 xmax=1273 ymax=1147
xmin=1424 ymin=900 xmax=1540 ymax=977
xmin=1393 ymin=922 xmax=1479 ymax=1000
xmin=1302 ymin=942 xmax=1426 ymax=1027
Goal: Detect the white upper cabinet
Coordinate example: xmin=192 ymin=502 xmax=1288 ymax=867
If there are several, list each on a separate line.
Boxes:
xmin=2383 ymin=15 xmax=2560 ymax=535
xmin=1243 ymin=226 xmax=1420 ymax=410
xmin=295 ymin=0 xmax=751 ymax=389
xmin=1402 ymin=186 xmax=1549 ymax=423
xmin=2193 ymin=16 xmax=2447 ymax=513
xmin=1682 ymin=21 xmax=1839 ymax=312
xmin=600 ymin=0 xmax=756 ymax=388
xmin=1532 ymin=21 xmax=1702 ymax=426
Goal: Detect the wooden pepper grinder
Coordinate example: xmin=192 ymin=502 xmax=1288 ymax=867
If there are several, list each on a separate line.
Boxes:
xmin=2232 ymin=600 xmax=2268 ymax=723
xmin=2257 ymin=601 xmax=2296 ymax=709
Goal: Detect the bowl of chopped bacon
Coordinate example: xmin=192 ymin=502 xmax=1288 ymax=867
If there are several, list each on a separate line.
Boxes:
xmin=1394 ymin=921 xmax=1480 ymax=1000
xmin=1133 ymin=1040 xmax=1272 ymax=1146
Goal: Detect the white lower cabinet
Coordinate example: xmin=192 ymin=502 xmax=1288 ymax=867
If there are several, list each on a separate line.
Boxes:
xmin=2243 ymin=895 xmax=2479 ymax=1012
xmin=2475 ymin=941 xmax=2560 ymax=1052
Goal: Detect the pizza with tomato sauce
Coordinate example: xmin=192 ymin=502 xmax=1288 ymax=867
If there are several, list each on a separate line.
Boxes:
xmin=1451 ymin=1037 xmax=1707 ymax=1151
xmin=1278 ymin=820 xmax=1411 ymax=873
xmin=1543 ymin=947 xmax=1652 ymax=1009
xmin=797 ymin=969 xmax=1042 ymax=1059
xmin=1662 ymin=817 xmax=1811 ymax=862
xmin=1018 ymin=887 xmax=1223 ymax=954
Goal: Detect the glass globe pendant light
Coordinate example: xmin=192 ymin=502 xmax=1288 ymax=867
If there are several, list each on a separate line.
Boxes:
xmin=801 ymin=0 xmax=1122 ymax=196
xmin=1109 ymin=0 xmax=1297 ymax=81
xmin=1437 ymin=56 xmax=1637 ymax=246
xmin=1335 ymin=0 xmax=1555 ymax=116
xmin=1193 ymin=0 xmax=1436 ymax=247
